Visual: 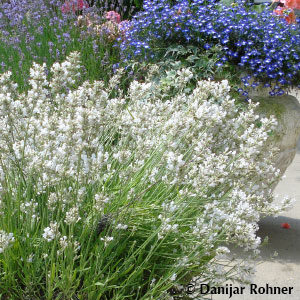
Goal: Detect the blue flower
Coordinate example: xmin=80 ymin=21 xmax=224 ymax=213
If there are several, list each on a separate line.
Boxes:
xmin=121 ymin=0 xmax=300 ymax=95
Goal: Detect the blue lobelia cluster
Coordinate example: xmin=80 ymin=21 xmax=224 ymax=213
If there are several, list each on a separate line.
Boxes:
xmin=120 ymin=0 xmax=300 ymax=95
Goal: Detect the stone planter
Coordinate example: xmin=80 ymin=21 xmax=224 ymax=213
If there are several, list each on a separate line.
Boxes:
xmin=250 ymin=90 xmax=300 ymax=181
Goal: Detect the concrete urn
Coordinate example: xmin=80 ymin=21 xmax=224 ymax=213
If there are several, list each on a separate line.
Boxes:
xmin=250 ymin=89 xmax=300 ymax=180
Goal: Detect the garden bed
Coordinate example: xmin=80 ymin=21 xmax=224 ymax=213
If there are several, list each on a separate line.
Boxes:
xmin=0 ymin=0 xmax=299 ymax=299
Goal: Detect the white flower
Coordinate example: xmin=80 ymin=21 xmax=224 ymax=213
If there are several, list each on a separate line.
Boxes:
xmin=42 ymin=222 xmax=60 ymax=242
xmin=59 ymin=236 xmax=69 ymax=251
xmin=116 ymin=224 xmax=128 ymax=230
xmin=65 ymin=206 xmax=81 ymax=225
xmin=94 ymin=193 xmax=110 ymax=212
xmin=47 ymin=193 xmax=58 ymax=211
xmin=100 ymin=236 xmax=114 ymax=247
xmin=170 ymin=273 xmax=177 ymax=281
xmin=0 ymin=231 xmax=14 ymax=253
xmin=27 ymin=254 xmax=34 ymax=263
xmin=215 ymin=246 xmax=230 ymax=259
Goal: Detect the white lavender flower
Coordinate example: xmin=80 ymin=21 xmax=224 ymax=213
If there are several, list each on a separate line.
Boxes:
xmin=64 ymin=206 xmax=81 ymax=225
xmin=42 ymin=222 xmax=60 ymax=242
xmin=0 ymin=230 xmax=14 ymax=253
xmin=100 ymin=236 xmax=114 ymax=247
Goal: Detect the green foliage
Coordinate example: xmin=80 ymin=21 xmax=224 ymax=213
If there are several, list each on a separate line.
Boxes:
xmin=124 ymin=43 xmax=246 ymax=100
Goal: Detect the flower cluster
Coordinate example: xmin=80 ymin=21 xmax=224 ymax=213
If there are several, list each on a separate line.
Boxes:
xmin=0 ymin=230 xmax=14 ymax=253
xmin=279 ymin=0 xmax=300 ymax=9
xmin=42 ymin=222 xmax=60 ymax=242
xmin=274 ymin=6 xmax=297 ymax=24
xmin=121 ymin=0 xmax=300 ymax=95
xmin=105 ymin=10 xmax=121 ymax=23
xmin=61 ymin=0 xmax=89 ymax=14
xmin=76 ymin=10 xmax=130 ymax=42
xmin=274 ymin=0 xmax=300 ymax=10
xmin=57 ymin=235 xmax=80 ymax=255
xmin=273 ymin=0 xmax=300 ymax=24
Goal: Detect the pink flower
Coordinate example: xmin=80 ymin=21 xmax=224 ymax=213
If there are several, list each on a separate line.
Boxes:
xmin=273 ymin=6 xmax=296 ymax=24
xmin=61 ymin=0 xmax=89 ymax=14
xmin=273 ymin=0 xmax=300 ymax=9
xmin=105 ymin=11 xmax=121 ymax=24
xmin=95 ymin=21 xmax=120 ymax=42
xmin=285 ymin=0 xmax=300 ymax=9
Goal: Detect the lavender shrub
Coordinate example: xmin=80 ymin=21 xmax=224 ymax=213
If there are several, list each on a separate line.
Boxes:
xmin=0 ymin=0 xmax=130 ymax=91
xmin=0 ymin=53 xmax=293 ymax=299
